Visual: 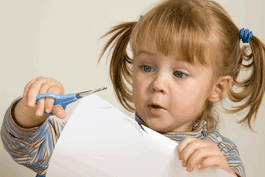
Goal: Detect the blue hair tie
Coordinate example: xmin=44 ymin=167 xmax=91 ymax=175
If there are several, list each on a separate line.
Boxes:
xmin=240 ymin=28 xmax=253 ymax=43
xmin=139 ymin=15 xmax=143 ymax=21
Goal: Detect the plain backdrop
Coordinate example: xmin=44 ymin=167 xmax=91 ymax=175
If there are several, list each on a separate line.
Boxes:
xmin=0 ymin=0 xmax=264 ymax=176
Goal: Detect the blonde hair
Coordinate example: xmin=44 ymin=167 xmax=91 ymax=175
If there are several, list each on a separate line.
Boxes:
xmin=97 ymin=0 xmax=265 ymax=132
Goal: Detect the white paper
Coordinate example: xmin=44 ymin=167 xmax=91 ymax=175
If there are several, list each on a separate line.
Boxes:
xmin=46 ymin=94 xmax=234 ymax=177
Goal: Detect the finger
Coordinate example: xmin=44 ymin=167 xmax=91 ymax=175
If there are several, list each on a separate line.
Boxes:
xmin=177 ymin=137 xmax=198 ymax=159
xmin=35 ymin=97 xmax=45 ymax=117
xmin=185 ymin=147 xmax=213 ymax=172
xmin=24 ymin=77 xmax=47 ymax=106
xmin=45 ymin=85 xmax=62 ymax=113
xmin=178 ymin=137 xmax=194 ymax=157
xmin=44 ymin=97 xmax=54 ymax=114
xmin=197 ymin=155 xmax=221 ymax=171
xmin=36 ymin=82 xmax=55 ymax=115
xmin=51 ymin=105 xmax=66 ymax=119
xmin=23 ymin=78 xmax=37 ymax=106
xmin=180 ymin=140 xmax=210 ymax=167
xmin=27 ymin=81 xmax=44 ymax=107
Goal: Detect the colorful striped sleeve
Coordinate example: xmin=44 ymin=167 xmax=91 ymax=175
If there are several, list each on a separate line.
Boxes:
xmin=1 ymin=96 xmax=67 ymax=176
xmin=203 ymin=131 xmax=246 ymax=177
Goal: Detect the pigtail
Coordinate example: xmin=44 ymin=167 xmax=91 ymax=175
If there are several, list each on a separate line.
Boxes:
xmin=224 ymin=35 xmax=265 ymax=133
xmin=97 ymin=22 xmax=137 ymax=113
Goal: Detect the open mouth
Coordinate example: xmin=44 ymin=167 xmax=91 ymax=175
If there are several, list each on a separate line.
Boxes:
xmin=148 ymin=104 xmax=165 ymax=109
xmin=150 ymin=105 xmax=162 ymax=108
xmin=148 ymin=104 xmax=166 ymax=116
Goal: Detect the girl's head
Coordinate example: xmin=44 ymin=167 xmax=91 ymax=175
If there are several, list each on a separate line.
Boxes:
xmin=98 ymin=0 xmax=265 ymax=133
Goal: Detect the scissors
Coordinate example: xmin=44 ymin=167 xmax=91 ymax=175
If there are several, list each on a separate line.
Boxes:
xmin=35 ymin=87 xmax=107 ymax=116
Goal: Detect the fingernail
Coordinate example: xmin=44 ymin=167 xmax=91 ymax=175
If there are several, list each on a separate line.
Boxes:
xmin=36 ymin=111 xmax=41 ymax=116
xmin=198 ymin=165 xmax=202 ymax=169
xmin=182 ymin=161 xmax=186 ymax=167
xmin=186 ymin=166 xmax=191 ymax=172
xmin=45 ymin=109 xmax=49 ymax=113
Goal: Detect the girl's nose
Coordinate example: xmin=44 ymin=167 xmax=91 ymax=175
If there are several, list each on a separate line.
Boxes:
xmin=151 ymin=72 xmax=168 ymax=92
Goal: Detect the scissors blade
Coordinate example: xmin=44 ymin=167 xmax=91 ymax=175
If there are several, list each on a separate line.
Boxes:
xmin=76 ymin=87 xmax=107 ymax=99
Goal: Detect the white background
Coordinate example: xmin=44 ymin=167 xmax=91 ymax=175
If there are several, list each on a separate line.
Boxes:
xmin=0 ymin=0 xmax=264 ymax=176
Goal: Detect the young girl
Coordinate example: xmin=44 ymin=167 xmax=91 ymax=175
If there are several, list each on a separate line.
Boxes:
xmin=1 ymin=0 xmax=264 ymax=177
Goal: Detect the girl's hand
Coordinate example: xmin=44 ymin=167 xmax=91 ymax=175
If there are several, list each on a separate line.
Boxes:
xmin=23 ymin=76 xmax=66 ymax=119
xmin=177 ymin=137 xmax=237 ymax=177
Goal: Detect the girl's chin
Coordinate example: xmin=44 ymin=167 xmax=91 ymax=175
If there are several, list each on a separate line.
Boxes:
xmin=144 ymin=120 xmax=172 ymax=133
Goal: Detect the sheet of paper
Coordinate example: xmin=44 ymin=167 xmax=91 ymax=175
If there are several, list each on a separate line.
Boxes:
xmin=46 ymin=94 xmax=233 ymax=177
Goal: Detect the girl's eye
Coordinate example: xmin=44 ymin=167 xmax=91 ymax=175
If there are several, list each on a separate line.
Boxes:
xmin=174 ymin=71 xmax=188 ymax=78
xmin=141 ymin=65 xmax=154 ymax=72
xmin=139 ymin=65 xmax=188 ymax=78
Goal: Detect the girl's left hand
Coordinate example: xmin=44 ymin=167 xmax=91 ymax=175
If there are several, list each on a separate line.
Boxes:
xmin=177 ymin=137 xmax=237 ymax=176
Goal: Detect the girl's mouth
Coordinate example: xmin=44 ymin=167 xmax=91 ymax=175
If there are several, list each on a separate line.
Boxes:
xmin=148 ymin=103 xmax=165 ymax=109
xmin=148 ymin=105 xmax=166 ymax=116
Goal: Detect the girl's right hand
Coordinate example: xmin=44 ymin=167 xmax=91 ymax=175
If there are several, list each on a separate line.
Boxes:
xmin=22 ymin=76 xmax=66 ymax=119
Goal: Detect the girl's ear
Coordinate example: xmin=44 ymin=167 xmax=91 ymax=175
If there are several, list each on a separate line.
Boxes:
xmin=208 ymin=76 xmax=233 ymax=103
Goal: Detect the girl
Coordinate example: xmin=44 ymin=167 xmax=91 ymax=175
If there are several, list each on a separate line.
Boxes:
xmin=1 ymin=0 xmax=264 ymax=177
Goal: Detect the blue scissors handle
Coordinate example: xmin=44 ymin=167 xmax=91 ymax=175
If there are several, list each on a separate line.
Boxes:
xmin=35 ymin=93 xmax=78 ymax=116
xmin=35 ymin=87 xmax=107 ymax=116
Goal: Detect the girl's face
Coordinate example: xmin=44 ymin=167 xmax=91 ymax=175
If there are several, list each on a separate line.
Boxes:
xmin=132 ymin=35 xmax=214 ymax=133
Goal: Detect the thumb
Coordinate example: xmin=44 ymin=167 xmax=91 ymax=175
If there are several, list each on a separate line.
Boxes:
xmin=51 ymin=105 xmax=66 ymax=119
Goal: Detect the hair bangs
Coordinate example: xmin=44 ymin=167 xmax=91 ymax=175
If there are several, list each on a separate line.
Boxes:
xmin=130 ymin=0 xmax=216 ymax=66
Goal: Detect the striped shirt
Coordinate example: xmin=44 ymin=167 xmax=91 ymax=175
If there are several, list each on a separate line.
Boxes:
xmin=1 ymin=96 xmax=245 ymax=177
